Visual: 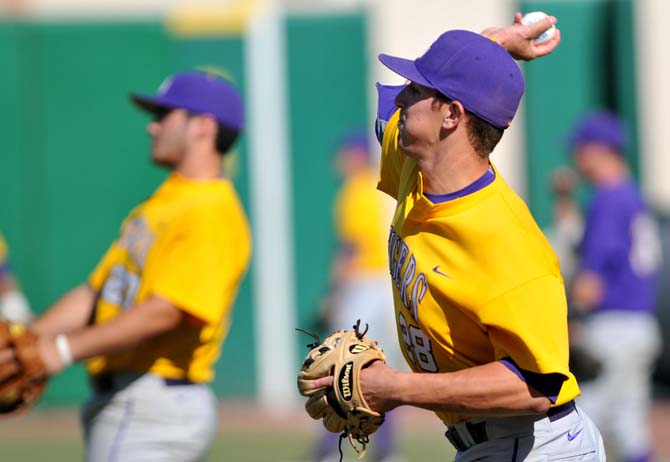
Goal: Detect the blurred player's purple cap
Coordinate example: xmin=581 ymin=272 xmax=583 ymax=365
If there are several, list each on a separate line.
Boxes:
xmin=568 ymin=110 xmax=628 ymax=154
xmin=338 ymin=129 xmax=369 ymax=152
xmin=378 ymin=30 xmax=524 ymax=129
xmin=131 ymin=71 xmax=244 ymax=130
xmin=336 ymin=128 xmax=370 ymax=160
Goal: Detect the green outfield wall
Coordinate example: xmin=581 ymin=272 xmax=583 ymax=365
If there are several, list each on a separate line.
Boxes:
xmin=285 ymin=14 xmax=370 ymax=359
xmin=0 ymin=12 xmax=368 ymax=406
xmin=521 ymin=0 xmax=638 ymax=227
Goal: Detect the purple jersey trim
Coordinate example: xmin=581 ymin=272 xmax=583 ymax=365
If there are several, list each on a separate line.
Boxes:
xmin=424 ymin=167 xmax=495 ymax=203
xmin=500 ymin=358 xmax=566 ymax=404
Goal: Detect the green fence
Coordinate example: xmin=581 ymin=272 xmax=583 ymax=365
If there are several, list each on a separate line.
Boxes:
xmin=0 ymin=12 xmax=368 ymax=405
xmin=286 ymin=14 xmax=370 ymax=358
xmin=521 ymin=0 xmax=638 ymax=227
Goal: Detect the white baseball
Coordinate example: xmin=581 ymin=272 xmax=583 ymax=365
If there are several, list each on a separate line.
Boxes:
xmin=521 ymin=11 xmax=556 ymax=44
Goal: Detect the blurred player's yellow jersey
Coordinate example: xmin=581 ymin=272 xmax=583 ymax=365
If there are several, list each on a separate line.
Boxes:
xmin=0 ymin=233 xmax=7 ymax=266
xmin=87 ymin=173 xmax=251 ymax=383
xmin=334 ymin=170 xmax=392 ymax=274
xmin=379 ymin=111 xmax=579 ymax=424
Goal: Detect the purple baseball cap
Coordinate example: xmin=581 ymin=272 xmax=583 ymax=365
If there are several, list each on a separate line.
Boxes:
xmin=335 ymin=128 xmax=370 ymax=161
xmin=338 ymin=129 xmax=369 ymax=152
xmin=131 ymin=71 xmax=244 ymax=131
xmin=568 ymin=110 xmax=628 ymax=154
xmin=378 ymin=30 xmax=525 ymax=129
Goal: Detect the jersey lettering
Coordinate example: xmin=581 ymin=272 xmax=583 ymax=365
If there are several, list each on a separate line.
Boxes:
xmin=388 ymin=226 xmax=427 ymax=318
xmin=388 ymin=227 xmax=402 ymax=286
xmin=629 ymin=212 xmax=662 ymax=277
xmin=118 ymin=217 xmax=154 ymax=268
xmin=395 ymin=243 xmax=410 ymax=290
xmin=100 ymin=264 xmax=140 ymax=310
xmin=398 ymin=311 xmax=438 ymax=372
xmin=388 ymin=227 xmax=399 ymax=279
xmin=398 ymin=311 xmax=414 ymax=366
xmin=410 ymin=273 xmax=428 ymax=321
xmin=400 ymin=255 xmax=416 ymax=308
xmin=100 ymin=216 xmax=154 ymax=310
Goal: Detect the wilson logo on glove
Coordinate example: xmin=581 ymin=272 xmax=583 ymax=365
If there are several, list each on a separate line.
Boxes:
xmin=349 ymin=344 xmax=370 ymax=354
xmin=338 ymin=361 xmax=354 ymax=400
xmin=296 ymin=320 xmax=387 ymax=462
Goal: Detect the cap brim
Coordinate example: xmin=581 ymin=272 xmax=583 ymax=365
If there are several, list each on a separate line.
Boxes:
xmin=130 ymin=93 xmax=178 ymax=115
xmin=378 ymin=54 xmax=434 ymax=89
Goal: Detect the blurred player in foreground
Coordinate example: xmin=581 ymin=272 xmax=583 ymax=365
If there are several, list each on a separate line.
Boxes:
xmin=315 ymin=131 xmax=402 ymax=462
xmin=29 ymin=70 xmax=251 ymax=461
xmin=544 ymin=167 xmax=583 ymax=284
xmin=0 ymin=232 xmax=33 ymax=324
xmin=569 ymin=110 xmax=662 ymax=462
xmin=543 ymin=167 xmax=606 ymax=386
xmin=304 ymin=13 xmax=606 ymax=461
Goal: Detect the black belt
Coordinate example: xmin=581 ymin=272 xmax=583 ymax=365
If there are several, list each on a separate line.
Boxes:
xmin=445 ymin=400 xmax=576 ymax=452
xmin=90 ymin=374 xmax=194 ymax=394
xmin=163 ymin=378 xmax=195 ymax=386
xmin=546 ymin=400 xmax=577 ymax=422
xmin=445 ymin=421 xmax=488 ymax=453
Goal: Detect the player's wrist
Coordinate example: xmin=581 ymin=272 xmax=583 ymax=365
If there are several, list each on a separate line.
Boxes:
xmin=54 ymin=334 xmax=74 ymax=367
xmin=39 ymin=334 xmax=71 ymax=375
xmin=361 ymin=361 xmax=404 ymax=412
xmin=388 ymin=370 xmax=417 ymax=409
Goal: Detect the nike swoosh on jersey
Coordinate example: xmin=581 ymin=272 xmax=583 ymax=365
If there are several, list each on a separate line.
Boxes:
xmin=567 ymin=428 xmax=583 ymax=441
xmin=432 ymin=266 xmax=451 ymax=278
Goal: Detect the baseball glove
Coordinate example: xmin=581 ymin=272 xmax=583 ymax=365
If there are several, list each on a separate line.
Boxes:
xmin=0 ymin=320 xmax=48 ymax=416
xmin=569 ymin=344 xmax=602 ymax=383
xmin=297 ymin=320 xmax=386 ymax=460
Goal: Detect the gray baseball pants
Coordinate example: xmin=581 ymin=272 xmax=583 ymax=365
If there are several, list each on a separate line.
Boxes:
xmin=81 ymin=372 xmax=218 ymax=462
xmin=447 ymin=403 xmax=605 ymax=461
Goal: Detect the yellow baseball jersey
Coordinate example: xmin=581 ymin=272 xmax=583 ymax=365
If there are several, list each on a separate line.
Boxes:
xmin=334 ymin=170 xmax=391 ymax=275
xmin=0 ymin=233 xmax=7 ymax=267
xmin=379 ymin=111 xmax=579 ymax=424
xmin=87 ymin=173 xmax=251 ymax=383
xmin=0 ymin=232 xmax=9 ymax=280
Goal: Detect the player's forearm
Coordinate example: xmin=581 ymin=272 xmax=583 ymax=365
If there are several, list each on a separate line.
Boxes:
xmin=65 ymin=295 xmax=184 ymax=362
xmin=481 ymin=13 xmax=560 ymax=61
xmin=570 ymin=271 xmax=604 ymax=310
xmin=386 ymin=361 xmax=551 ymax=416
xmin=32 ymin=284 xmax=95 ymax=335
xmin=0 ymin=272 xmax=19 ymax=294
xmin=331 ymin=243 xmax=357 ymax=284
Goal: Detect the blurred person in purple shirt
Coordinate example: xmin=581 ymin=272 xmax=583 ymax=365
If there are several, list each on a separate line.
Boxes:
xmin=569 ymin=110 xmax=663 ymax=462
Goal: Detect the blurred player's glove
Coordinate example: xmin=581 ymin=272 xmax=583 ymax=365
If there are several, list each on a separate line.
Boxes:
xmin=0 ymin=320 xmax=48 ymax=416
xmin=297 ymin=320 xmax=386 ymax=460
xmin=569 ymin=344 xmax=602 ymax=383
xmin=567 ymin=315 xmax=602 ymax=384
